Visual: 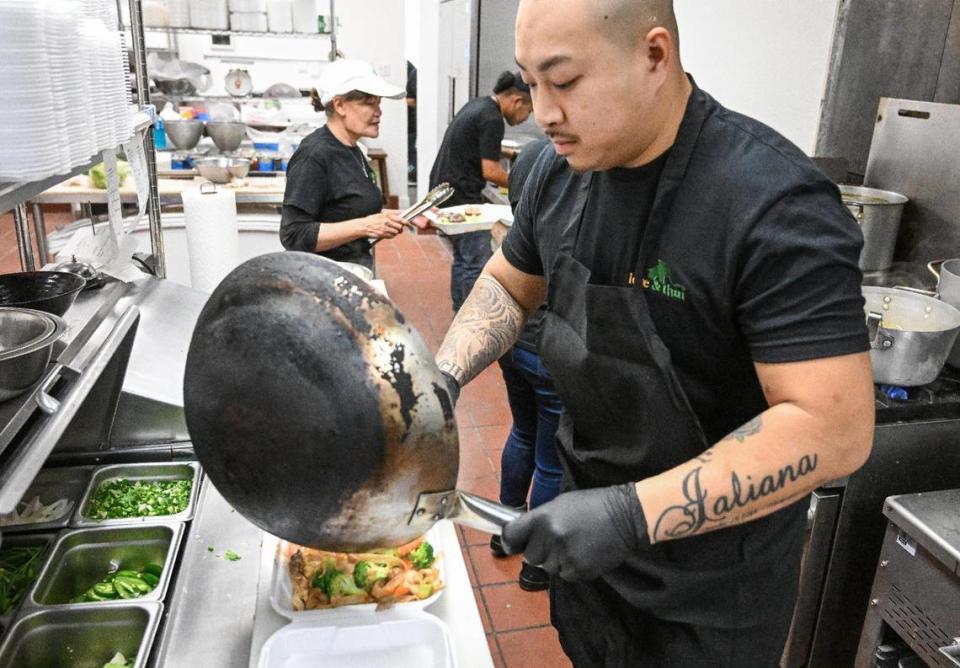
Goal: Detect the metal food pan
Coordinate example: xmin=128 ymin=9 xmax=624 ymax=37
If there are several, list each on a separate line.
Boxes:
xmin=71 ymin=462 xmax=201 ymax=528
xmin=26 ymin=522 xmax=183 ymax=608
xmin=0 ymin=467 xmax=92 ymax=533
xmin=0 ymin=602 xmax=161 ymax=668
xmin=0 ymin=533 xmax=57 ymax=631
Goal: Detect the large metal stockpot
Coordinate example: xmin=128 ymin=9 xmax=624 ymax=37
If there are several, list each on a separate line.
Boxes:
xmin=931 ymin=259 xmax=960 ymax=369
xmin=840 ymin=186 xmax=909 ymax=272
xmin=863 ymin=286 xmax=960 ymax=386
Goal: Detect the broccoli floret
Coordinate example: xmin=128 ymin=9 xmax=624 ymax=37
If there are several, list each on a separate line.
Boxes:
xmin=311 ymin=558 xmax=365 ymax=598
xmin=416 ymin=582 xmax=434 ymax=600
xmin=409 ymin=540 xmax=435 ymax=569
xmin=327 ymin=572 xmax=364 ymax=598
xmin=311 ymin=558 xmax=340 ymax=597
xmin=353 ymin=561 xmax=390 ymax=588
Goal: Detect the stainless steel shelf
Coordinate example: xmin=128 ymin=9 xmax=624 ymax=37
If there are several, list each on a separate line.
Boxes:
xmin=142 ymin=26 xmax=331 ymax=38
xmin=0 ymin=108 xmax=155 ymax=216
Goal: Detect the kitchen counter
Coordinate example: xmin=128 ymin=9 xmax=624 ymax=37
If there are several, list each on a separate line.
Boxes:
xmin=152 ymin=477 xmax=492 ymax=668
xmin=35 ymin=175 xmax=288 ymax=207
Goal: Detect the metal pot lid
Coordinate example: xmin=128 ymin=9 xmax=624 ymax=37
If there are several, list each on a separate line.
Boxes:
xmin=839 ymin=185 xmax=909 ymax=206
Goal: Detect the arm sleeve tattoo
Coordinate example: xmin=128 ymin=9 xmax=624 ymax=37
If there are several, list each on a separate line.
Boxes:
xmin=435 ymin=274 xmax=526 ymax=386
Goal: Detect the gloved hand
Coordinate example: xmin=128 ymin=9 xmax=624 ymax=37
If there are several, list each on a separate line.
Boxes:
xmin=440 ymin=371 xmax=461 ymax=406
xmin=501 ymin=483 xmax=649 ymax=581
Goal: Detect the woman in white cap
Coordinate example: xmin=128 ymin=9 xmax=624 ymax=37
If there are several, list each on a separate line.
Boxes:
xmin=280 ymin=59 xmax=406 ymax=270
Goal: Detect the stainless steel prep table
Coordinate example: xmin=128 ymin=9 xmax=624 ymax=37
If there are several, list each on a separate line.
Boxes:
xmin=152 ymin=473 xmax=493 ymax=668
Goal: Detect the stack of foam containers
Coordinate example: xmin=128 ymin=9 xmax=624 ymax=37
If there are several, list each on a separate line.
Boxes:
xmin=291 ymin=0 xmax=316 ymax=33
xmin=190 ymin=0 xmax=228 ymax=29
xmin=229 ymin=0 xmax=267 ymax=31
xmin=266 ymin=0 xmax=293 ymax=32
xmin=165 ymin=0 xmax=190 ymax=27
xmin=0 ymin=0 xmax=133 ymax=181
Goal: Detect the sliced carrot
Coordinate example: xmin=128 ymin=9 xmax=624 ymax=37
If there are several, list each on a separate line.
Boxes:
xmin=397 ymin=537 xmax=423 ymax=557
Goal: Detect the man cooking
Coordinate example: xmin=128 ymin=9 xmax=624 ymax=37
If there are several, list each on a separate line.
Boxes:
xmin=429 ymin=71 xmax=533 ymax=311
xmin=435 ymin=0 xmax=875 ymax=665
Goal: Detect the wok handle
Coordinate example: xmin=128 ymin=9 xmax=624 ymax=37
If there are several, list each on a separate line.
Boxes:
xmin=450 ymin=491 xmax=523 ymax=536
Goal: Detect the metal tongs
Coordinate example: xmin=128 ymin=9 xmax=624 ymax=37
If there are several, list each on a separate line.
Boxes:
xmin=371 ymin=182 xmax=455 ymax=246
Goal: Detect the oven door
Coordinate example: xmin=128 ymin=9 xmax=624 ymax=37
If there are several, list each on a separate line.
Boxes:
xmin=782 ymin=488 xmax=843 ymax=667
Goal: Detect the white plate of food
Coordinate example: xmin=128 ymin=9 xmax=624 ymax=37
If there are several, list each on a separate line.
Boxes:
xmin=270 ymin=528 xmax=445 ymax=620
xmin=426 ymin=204 xmax=513 ymax=235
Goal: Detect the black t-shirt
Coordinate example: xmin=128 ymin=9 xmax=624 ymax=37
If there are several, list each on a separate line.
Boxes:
xmin=429 ymin=96 xmax=505 ymax=205
xmin=503 ymin=87 xmax=869 ymax=444
xmin=574 ymin=152 xmax=669 ymax=287
xmin=280 ymin=125 xmax=383 ymax=267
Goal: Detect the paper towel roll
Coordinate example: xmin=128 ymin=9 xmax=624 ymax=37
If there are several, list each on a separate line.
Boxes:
xmin=181 ymin=186 xmax=239 ymax=293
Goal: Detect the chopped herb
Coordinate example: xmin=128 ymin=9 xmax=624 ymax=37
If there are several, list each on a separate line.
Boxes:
xmin=224 ymin=550 xmax=241 ymax=561
xmin=207 ymin=546 xmax=214 ymax=552
xmin=87 ymin=478 xmax=191 ymax=520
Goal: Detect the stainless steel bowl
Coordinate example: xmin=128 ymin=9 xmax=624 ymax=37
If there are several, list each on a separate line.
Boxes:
xmin=195 ymin=156 xmax=251 ymax=183
xmin=0 ymin=308 xmax=67 ymax=401
xmin=164 ymin=119 xmax=204 ymax=150
xmin=205 ymin=121 xmax=247 ymax=152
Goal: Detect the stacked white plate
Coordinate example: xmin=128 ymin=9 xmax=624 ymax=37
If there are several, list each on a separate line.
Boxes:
xmin=0 ymin=0 xmax=135 ymax=182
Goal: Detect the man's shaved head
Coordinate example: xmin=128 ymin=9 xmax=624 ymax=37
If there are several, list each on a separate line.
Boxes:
xmin=522 ymin=0 xmax=679 ymax=52
xmin=595 ymin=0 xmax=679 ymax=49
xmin=516 ymin=0 xmax=689 ymax=170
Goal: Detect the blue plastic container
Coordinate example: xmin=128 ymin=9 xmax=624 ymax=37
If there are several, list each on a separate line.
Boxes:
xmin=154 ymin=118 xmax=166 ymax=150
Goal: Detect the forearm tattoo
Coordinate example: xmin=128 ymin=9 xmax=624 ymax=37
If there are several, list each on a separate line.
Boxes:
xmin=436 ymin=275 xmax=525 ymax=386
xmin=721 ymin=416 xmax=762 ymax=443
xmin=652 ymin=453 xmax=818 ymax=542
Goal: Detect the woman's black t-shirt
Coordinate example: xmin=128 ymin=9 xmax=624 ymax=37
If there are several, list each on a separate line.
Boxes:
xmin=280 ymin=125 xmax=383 ymax=267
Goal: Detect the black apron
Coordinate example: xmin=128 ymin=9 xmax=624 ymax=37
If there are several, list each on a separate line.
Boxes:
xmin=538 ymin=90 xmax=802 ymax=667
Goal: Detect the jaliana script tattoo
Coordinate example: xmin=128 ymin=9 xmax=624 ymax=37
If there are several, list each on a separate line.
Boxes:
xmin=652 ymin=453 xmax=818 ymax=542
xmin=436 ymin=275 xmax=524 ymax=386
xmin=721 ymin=416 xmax=762 ymax=443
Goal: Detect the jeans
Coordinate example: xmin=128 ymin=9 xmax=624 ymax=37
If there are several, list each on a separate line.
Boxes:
xmin=497 ymin=346 xmax=564 ymax=509
xmin=450 ymin=230 xmax=493 ymax=311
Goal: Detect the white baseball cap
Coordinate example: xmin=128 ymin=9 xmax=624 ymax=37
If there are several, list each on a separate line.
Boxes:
xmin=318 ymin=59 xmax=405 ymax=106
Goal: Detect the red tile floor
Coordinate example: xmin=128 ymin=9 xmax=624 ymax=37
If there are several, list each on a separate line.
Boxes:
xmin=376 ymin=230 xmax=573 ymax=668
xmin=0 ymin=212 xmax=572 ymax=667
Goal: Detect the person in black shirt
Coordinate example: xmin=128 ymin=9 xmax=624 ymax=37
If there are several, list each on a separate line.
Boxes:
xmin=281 ymin=59 xmax=405 ymax=270
xmin=487 ymin=138 xmax=563 ymax=593
xmin=406 ymin=61 xmax=417 ymax=182
xmin=434 ymin=0 xmax=875 ymax=665
xmin=429 ymin=72 xmax=532 ymax=310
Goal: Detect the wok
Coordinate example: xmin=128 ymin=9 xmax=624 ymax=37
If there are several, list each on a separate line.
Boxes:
xmin=183 ymin=252 xmax=519 ymax=550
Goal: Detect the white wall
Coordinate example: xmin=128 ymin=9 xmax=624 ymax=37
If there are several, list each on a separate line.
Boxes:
xmin=336 ymin=0 xmax=408 ymax=206
xmin=415 ymin=0 xmax=442 ymax=201
xmin=674 ymin=0 xmax=841 ymax=154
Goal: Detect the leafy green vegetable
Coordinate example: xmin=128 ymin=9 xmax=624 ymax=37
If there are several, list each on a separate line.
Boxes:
xmin=207 ymin=546 xmax=214 ymax=552
xmin=409 ymin=540 xmax=435 ymax=570
xmin=87 ymin=478 xmax=192 ymax=520
xmin=224 ymin=550 xmax=241 ymax=561
xmin=89 ymin=161 xmax=129 ymax=190
xmin=102 ymin=652 xmax=133 ymax=668
xmin=72 ymin=563 xmax=162 ymax=603
xmin=0 ymin=546 xmax=46 ymax=613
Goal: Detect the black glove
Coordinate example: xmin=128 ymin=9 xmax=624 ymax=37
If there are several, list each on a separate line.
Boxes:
xmin=501 ymin=483 xmax=649 ymax=581
xmin=440 ymin=371 xmax=461 ymax=406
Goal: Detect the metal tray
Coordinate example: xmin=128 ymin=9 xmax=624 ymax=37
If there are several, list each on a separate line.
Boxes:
xmin=26 ymin=522 xmax=183 ymax=608
xmin=0 ymin=602 xmax=161 ymax=668
xmin=0 ymin=533 xmax=56 ymax=631
xmin=0 ymin=466 xmax=91 ymax=533
xmin=71 ymin=462 xmax=201 ymax=528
